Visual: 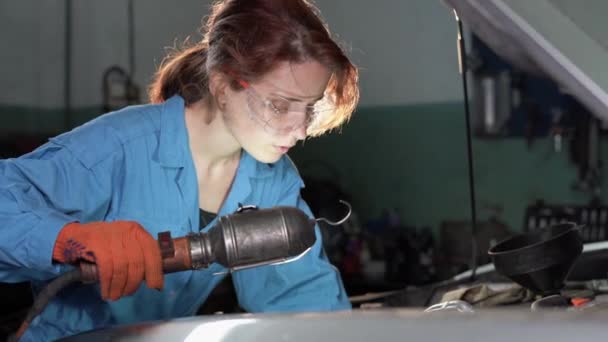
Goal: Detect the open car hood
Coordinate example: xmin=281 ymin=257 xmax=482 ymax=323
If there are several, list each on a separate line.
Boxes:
xmin=442 ymin=0 xmax=608 ymax=120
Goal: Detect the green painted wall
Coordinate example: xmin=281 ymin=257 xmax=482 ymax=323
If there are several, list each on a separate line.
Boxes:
xmin=289 ymin=103 xmax=605 ymax=235
xmin=0 ymin=106 xmax=103 ymax=135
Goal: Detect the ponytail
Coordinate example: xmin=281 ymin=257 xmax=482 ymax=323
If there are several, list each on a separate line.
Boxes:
xmin=148 ymin=44 xmax=210 ymax=105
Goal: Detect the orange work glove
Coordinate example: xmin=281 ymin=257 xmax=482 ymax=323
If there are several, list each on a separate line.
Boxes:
xmin=52 ymin=221 xmax=164 ymax=301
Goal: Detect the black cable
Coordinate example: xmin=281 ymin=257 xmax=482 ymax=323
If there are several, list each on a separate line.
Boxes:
xmin=454 ymin=14 xmax=479 ymax=282
xmin=125 ymin=0 xmax=141 ymax=105
xmin=8 ymin=269 xmax=82 ymax=342
xmin=64 ymin=0 xmax=72 ymax=131
xmin=127 ymin=0 xmax=135 ymax=78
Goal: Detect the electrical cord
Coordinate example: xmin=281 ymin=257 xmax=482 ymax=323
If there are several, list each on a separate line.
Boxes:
xmin=454 ymin=12 xmax=480 ymax=282
xmin=7 ymin=269 xmax=83 ymax=342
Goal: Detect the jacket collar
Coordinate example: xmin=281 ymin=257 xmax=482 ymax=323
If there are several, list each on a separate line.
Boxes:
xmin=158 ymin=95 xmax=188 ymax=168
xmin=157 ymin=95 xmax=276 ymax=179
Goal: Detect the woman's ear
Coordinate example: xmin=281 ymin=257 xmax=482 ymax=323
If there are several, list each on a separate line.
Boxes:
xmin=209 ymin=71 xmax=229 ymax=110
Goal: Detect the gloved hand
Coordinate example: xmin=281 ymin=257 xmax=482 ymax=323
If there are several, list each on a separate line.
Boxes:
xmin=52 ymin=221 xmax=164 ymax=301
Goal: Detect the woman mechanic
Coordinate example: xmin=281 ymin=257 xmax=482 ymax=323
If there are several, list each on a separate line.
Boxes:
xmin=0 ymin=0 xmax=359 ymax=340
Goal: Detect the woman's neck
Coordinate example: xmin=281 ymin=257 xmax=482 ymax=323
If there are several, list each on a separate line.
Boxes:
xmin=184 ymin=100 xmax=241 ymax=169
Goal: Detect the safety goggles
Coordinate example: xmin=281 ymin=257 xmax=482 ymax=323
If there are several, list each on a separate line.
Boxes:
xmin=239 ymin=80 xmax=333 ymax=135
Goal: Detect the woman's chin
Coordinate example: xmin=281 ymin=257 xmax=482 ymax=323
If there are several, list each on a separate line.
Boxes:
xmin=250 ymin=149 xmax=283 ymax=164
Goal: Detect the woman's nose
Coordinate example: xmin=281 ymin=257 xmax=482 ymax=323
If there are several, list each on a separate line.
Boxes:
xmin=291 ymin=125 xmax=307 ymax=141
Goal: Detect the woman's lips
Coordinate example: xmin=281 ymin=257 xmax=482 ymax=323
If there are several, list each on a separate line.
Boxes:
xmin=274 ymin=145 xmax=293 ymax=154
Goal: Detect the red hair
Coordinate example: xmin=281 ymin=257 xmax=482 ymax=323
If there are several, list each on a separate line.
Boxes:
xmin=148 ymin=0 xmax=359 ymax=136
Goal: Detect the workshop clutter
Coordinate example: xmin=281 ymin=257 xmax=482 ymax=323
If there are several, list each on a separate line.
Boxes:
xmin=524 ymin=200 xmax=608 ymax=243
xmin=319 ymin=204 xmax=437 ymax=291
xmin=437 ymin=218 xmax=513 ymax=279
xmin=359 ymin=209 xmax=436 ymax=286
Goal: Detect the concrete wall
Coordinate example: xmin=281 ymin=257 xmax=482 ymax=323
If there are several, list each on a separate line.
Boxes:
xmin=0 ymin=0 xmax=461 ymax=110
xmin=0 ymin=0 xmax=213 ymax=109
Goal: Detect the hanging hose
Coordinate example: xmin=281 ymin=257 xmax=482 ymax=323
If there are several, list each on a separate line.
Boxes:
xmin=8 ymin=269 xmax=83 ymax=342
xmin=453 ymin=11 xmax=480 ymax=282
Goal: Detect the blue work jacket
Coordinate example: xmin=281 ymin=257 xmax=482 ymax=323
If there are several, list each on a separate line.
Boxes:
xmin=0 ymin=95 xmax=350 ymax=341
